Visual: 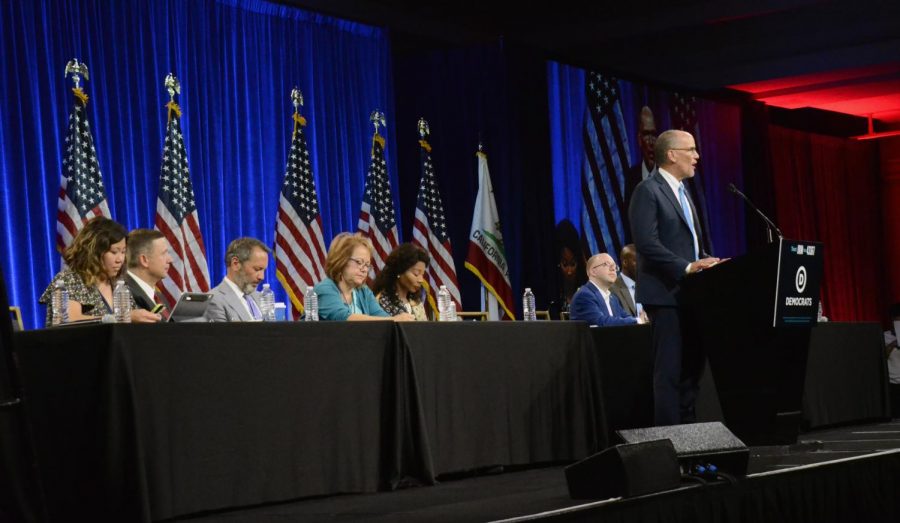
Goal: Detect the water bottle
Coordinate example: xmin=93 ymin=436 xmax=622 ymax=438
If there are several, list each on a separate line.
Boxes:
xmin=437 ymin=285 xmax=451 ymax=321
xmin=51 ymin=280 xmax=69 ymax=325
xmin=259 ymin=283 xmax=276 ymax=321
xmin=113 ymin=279 xmax=132 ymax=323
xmin=447 ymin=301 xmax=458 ymax=322
xmin=523 ymin=288 xmax=537 ymax=321
xmin=304 ymin=287 xmax=318 ymax=321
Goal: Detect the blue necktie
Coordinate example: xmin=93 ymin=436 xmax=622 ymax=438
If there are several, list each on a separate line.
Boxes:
xmin=244 ymin=293 xmax=261 ymax=320
xmin=678 ymin=184 xmax=700 ymax=261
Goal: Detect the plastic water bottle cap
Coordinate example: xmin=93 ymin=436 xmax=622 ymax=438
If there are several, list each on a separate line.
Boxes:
xmin=263 ymin=283 xmax=271 ymax=290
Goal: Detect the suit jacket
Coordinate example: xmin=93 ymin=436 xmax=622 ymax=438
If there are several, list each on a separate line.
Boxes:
xmin=628 ymin=169 xmax=708 ymax=307
xmin=569 ymin=282 xmax=637 ymax=327
xmin=610 ymin=275 xmax=637 ymax=317
xmin=313 ymin=278 xmax=388 ymax=321
xmin=206 ymin=278 xmax=261 ymax=322
xmin=124 ymin=273 xmax=165 ymax=313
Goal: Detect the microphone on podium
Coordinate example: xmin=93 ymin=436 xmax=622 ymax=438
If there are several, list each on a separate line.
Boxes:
xmin=727 ymin=183 xmax=783 ymax=242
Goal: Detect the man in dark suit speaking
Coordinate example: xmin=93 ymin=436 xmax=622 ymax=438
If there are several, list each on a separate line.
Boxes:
xmin=629 ymin=130 xmax=720 ymax=426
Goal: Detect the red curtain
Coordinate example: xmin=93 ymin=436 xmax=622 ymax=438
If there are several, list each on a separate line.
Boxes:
xmin=879 ymin=136 xmax=900 ymax=306
xmin=768 ymin=125 xmax=885 ymax=322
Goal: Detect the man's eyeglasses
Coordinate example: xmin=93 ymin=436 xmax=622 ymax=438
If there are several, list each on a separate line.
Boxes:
xmin=590 ymin=261 xmax=618 ymax=272
xmin=670 ymin=146 xmax=699 ymax=154
xmin=349 ymin=257 xmax=372 ymax=270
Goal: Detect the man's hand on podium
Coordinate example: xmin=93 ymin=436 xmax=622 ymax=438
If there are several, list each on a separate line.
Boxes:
xmin=688 ymin=257 xmax=721 ymax=274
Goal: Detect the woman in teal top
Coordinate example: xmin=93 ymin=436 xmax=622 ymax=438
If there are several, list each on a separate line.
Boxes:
xmin=313 ymin=233 xmax=415 ymax=321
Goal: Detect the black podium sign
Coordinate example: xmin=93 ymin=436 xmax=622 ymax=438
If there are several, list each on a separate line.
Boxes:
xmin=679 ymin=240 xmax=823 ymax=445
xmin=773 ymin=240 xmax=824 ymax=327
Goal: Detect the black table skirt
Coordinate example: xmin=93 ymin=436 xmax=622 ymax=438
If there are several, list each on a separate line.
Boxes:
xmin=398 ymin=322 xmax=607 ymax=478
xmin=588 ymin=321 xmax=890 ymax=436
xmin=14 ymin=321 xmax=606 ymax=521
xmin=16 ymin=323 xmax=411 ymax=521
xmin=802 ymin=322 xmax=891 ymax=428
xmin=13 ymin=321 xmax=885 ymax=521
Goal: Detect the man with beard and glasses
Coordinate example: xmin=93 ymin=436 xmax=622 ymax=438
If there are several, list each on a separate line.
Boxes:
xmin=206 ymin=237 xmax=271 ymax=322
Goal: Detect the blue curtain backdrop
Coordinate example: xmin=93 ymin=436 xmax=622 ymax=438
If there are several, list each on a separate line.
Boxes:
xmin=0 ymin=0 xmax=397 ymax=328
xmin=546 ymin=61 xmax=746 ymax=262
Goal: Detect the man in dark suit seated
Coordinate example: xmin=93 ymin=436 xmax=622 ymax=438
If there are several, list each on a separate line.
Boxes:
xmin=206 ymin=237 xmax=270 ymax=322
xmin=125 ymin=229 xmax=172 ymax=320
xmin=611 ymin=243 xmax=649 ymax=324
xmin=570 ymin=253 xmax=642 ymax=327
xmin=628 ymin=129 xmax=720 ymax=427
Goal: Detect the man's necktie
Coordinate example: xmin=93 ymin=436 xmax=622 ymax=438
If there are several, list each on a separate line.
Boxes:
xmin=245 ymin=293 xmax=262 ymax=321
xmin=678 ymin=183 xmax=700 ymax=261
xmin=153 ymin=292 xmax=170 ymax=320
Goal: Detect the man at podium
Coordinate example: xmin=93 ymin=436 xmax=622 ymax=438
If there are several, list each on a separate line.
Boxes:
xmin=629 ymin=130 xmax=720 ymax=426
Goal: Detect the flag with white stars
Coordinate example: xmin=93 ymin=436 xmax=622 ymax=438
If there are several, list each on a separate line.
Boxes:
xmin=412 ymin=136 xmax=460 ymax=314
xmin=154 ymin=101 xmax=211 ymax=306
xmin=274 ymin=111 xmax=327 ymax=319
xmin=56 ymin=87 xmax=112 ymax=253
xmin=582 ymin=71 xmax=630 ymax=259
xmin=357 ymin=132 xmax=399 ymax=275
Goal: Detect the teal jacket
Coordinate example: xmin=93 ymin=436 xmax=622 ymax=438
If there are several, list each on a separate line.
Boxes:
xmin=313 ymin=278 xmax=389 ymax=321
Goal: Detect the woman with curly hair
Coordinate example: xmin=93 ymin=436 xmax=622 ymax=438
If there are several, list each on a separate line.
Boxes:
xmin=371 ymin=243 xmax=430 ymax=321
xmin=39 ymin=217 xmax=160 ymax=325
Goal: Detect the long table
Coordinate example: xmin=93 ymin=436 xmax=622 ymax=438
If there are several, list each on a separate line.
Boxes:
xmin=13 ymin=321 xmax=886 ymax=521
xmin=14 ymin=321 xmax=606 ymax=521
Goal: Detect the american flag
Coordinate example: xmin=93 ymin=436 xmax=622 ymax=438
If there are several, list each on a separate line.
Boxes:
xmin=582 ymin=72 xmax=630 ymax=259
xmin=411 ymin=131 xmax=460 ymax=313
xmin=154 ymin=101 xmax=211 ymax=305
xmin=274 ymin=106 xmax=327 ymax=319
xmin=56 ymin=87 xmax=112 ymax=252
xmin=671 ymin=92 xmax=713 ymax=254
xmin=357 ymin=130 xmax=399 ymax=274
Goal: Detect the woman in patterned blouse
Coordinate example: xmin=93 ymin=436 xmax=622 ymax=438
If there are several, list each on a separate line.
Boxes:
xmin=39 ymin=217 xmax=160 ymax=325
xmin=372 ymin=243 xmax=431 ymax=321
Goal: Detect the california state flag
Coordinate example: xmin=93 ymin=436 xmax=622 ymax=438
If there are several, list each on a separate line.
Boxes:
xmin=464 ymin=150 xmax=515 ymax=320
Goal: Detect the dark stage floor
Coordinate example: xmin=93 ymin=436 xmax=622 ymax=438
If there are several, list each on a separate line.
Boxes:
xmin=177 ymin=420 xmax=900 ymax=523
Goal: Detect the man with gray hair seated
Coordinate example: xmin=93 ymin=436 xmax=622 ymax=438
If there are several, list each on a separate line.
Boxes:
xmin=206 ymin=237 xmax=271 ymax=322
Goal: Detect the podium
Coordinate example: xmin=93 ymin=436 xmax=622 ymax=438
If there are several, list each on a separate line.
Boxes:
xmin=680 ymin=239 xmax=824 ymax=445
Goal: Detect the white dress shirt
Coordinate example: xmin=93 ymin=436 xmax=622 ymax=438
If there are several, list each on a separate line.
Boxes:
xmin=589 ymin=280 xmax=613 ymax=316
xmin=659 ymin=167 xmax=699 ymax=272
xmin=223 ymin=276 xmax=255 ymax=319
xmin=126 ymin=270 xmax=158 ymax=302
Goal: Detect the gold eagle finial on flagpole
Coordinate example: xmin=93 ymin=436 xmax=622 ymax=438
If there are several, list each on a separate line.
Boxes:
xmin=417 ymin=118 xmax=430 ymax=140
xmin=164 ymin=73 xmax=181 ymax=103
xmin=291 ymin=87 xmax=304 ymax=111
xmin=370 ymin=110 xmax=386 ymax=135
xmin=64 ymin=59 xmax=89 ymax=89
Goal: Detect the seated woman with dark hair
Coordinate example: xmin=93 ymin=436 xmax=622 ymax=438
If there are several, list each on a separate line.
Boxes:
xmin=313 ymin=233 xmax=415 ymax=322
xmin=371 ymin=243 xmax=430 ymax=321
xmin=39 ymin=217 xmax=161 ymax=325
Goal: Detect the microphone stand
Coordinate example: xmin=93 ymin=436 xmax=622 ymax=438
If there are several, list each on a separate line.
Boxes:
xmin=728 ymin=183 xmax=783 ymax=243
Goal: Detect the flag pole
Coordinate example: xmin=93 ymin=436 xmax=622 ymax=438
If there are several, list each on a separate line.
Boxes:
xmin=476 ymin=138 xmax=491 ymax=316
